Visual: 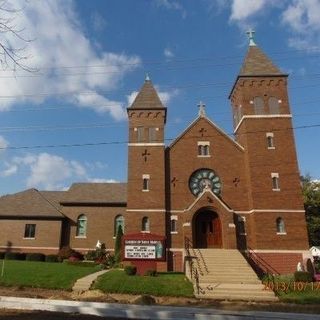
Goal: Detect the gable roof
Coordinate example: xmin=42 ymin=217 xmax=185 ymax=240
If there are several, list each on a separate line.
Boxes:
xmin=61 ymin=183 xmax=127 ymax=204
xmin=128 ymin=79 xmax=165 ymax=110
xmin=239 ymin=45 xmax=284 ymax=77
xmin=168 ymin=115 xmax=244 ymax=151
xmin=0 ymin=189 xmax=65 ymax=218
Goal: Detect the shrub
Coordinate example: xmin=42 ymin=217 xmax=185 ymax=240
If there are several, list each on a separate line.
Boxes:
xmin=124 ymin=265 xmax=137 ymax=276
xmin=45 ymin=254 xmax=59 ymax=263
xmin=145 ymin=269 xmax=157 ymax=277
xmin=294 ymin=271 xmax=313 ymax=282
xmin=114 ymin=226 xmax=123 ymax=265
xmin=4 ymin=252 xmax=26 ymax=260
xmin=26 ymin=253 xmax=45 ymax=262
xmin=0 ymin=252 xmax=5 ymax=259
xmin=69 ymin=251 xmax=84 ymax=262
xmin=85 ymin=250 xmax=97 ymax=261
xmin=58 ymin=246 xmax=74 ymax=261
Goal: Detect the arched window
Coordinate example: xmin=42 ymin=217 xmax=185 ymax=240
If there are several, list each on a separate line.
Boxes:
xmin=171 ymin=219 xmax=177 ymax=232
xmin=269 ymin=97 xmax=280 ymax=114
xmin=76 ymin=214 xmax=87 ymax=237
xmin=253 ymin=97 xmax=264 ymax=115
xmin=142 ymin=216 xmax=150 ymax=232
xmin=114 ymin=215 xmax=125 ymax=235
xmin=276 ymin=217 xmax=286 ymax=234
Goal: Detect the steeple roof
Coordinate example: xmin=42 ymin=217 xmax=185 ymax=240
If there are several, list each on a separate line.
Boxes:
xmin=129 ymin=78 xmax=165 ymax=109
xmin=239 ymin=45 xmax=284 ymax=77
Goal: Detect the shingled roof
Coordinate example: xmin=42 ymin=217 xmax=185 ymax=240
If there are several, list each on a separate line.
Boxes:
xmin=61 ymin=183 xmax=127 ymax=204
xmin=128 ymin=79 xmax=165 ymax=109
xmin=239 ymin=45 xmax=284 ymax=76
xmin=0 ymin=189 xmax=65 ymax=218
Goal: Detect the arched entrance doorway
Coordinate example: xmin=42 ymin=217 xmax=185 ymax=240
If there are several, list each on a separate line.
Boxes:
xmin=194 ymin=210 xmax=222 ymax=248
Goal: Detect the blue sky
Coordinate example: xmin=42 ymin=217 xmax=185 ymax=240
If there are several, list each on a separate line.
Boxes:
xmin=0 ymin=0 xmax=320 ymax=195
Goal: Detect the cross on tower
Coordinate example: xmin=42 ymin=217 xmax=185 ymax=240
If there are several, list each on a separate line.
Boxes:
xmin=198 ymin=101 xmax=206 ymax=117
xmin=171 ymin=177 xmax=178 ymax=187
xmin=199 ymin=127 xmax=207 ymax=137
xmin=142 ymin=149 xmax=151 ymax=162
xmin=246 ymin=29 xmax=256 ymax=46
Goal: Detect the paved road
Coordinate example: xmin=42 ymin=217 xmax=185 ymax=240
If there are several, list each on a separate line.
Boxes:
xmin=0 ymin=296 xmax=319 ymax=320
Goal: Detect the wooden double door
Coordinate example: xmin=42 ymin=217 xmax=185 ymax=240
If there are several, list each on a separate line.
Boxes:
xmin=195 ymin=211 xmax=222 ymax=248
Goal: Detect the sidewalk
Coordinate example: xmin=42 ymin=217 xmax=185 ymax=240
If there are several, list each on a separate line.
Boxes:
xmin=0 ymin=295 xmax=320 ymax=320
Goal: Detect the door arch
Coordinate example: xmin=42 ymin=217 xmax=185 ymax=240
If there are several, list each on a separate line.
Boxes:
xmin=193 ymin=210 xmax=222 ymax=248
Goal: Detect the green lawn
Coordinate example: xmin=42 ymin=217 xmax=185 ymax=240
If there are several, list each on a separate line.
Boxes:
xmin=94 ymin=270 xmax=194 ymax=297
xmin=0 ymin=260 xmax=100 ymax=290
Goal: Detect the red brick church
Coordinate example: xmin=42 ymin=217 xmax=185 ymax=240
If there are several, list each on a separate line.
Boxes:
xmin=0 ymin=36 xmax=310 ymax=274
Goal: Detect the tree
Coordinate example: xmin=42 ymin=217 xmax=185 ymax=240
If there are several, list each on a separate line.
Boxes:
xmin=301 ymin=175 xmax=320 ymax=246
xmin=0 ymin=0 xmax=35 ymax=72
xmin=114 ymin=225 xmax=123 ymax=265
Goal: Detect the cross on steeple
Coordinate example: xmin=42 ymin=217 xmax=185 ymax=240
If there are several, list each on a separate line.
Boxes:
xmin=142 ymin=149 xmax=151 ymax=162
xmin=199 ymin=127 xmax=207 ymax=137
xmin=246 ymin=29 xmax=256 ymax=46
xmin=198 ymin=101 xmax=206 ymax=117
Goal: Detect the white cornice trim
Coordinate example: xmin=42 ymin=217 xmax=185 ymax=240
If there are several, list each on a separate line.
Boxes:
xmin=234 ymin=114 xmax=292 ymax=133
xmin=249 ymin=249 xmax=308 ymax=254
xmin=128 ymin=143 xmax=164 ymax=146
xmin=126 ymin=209 xmax=166 ymax=212
xmin=235 ymin=209 xmax=305 ymax=214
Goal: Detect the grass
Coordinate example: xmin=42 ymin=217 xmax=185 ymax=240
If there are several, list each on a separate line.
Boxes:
xmin=263 ymin=275 xmax=320 ymax=304
xmin=0 ymin=260 xmax=100 ymax=290
xmin=94 ymin=270 xmax=194 ymax=297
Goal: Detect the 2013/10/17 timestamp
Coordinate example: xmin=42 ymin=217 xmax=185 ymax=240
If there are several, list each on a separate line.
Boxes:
xmin=263 ymin=281 xmax=320 ymax=292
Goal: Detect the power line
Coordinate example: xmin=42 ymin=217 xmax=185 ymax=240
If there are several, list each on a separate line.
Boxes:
xmin=1 ymin=123 xmax=319 ymax=151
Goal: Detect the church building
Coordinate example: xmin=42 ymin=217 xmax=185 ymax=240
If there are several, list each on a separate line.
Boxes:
xmin=0 ymin=36 xmax=310 ymax=274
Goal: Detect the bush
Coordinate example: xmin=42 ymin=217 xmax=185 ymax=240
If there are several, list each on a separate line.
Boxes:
xmin=4 ymin=252 xmax=26 ymax=260
xmin=145 ymin=269 xmax=157 ymax=277
xmin=294 ymin=271 xmax=313 ymax=282
xmin=0 ymin=252 xmax=5 ymax=259
xmin=85 ymin=250 xmax=97 ymax=261
xmin=26 ymin=253 xmax=45 ymax=262
xmin=124 ymin=265 xmax=137 ymax=276
xmin=45 ymin=254 xmax=59 ymax=263
xmin=58 ymin=246 xmax=83 ymax=262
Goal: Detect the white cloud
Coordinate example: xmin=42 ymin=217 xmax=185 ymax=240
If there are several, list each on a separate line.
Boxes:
xmin=0 ymin=1 xmax=140 ymax=120
xmin=91 ymin=12 xmax=107 ymax=32
xmin=282 ymin=0 xmax=320 ymax=50
xmin=126 ymin=91 xmax=139 ymax=107
xmin=0 ymin=163 xmax=17 ymax=177
xmin=0 ymin=136 xmax=8 ymax=153
xmin=155 ymin=0 xmax=187 ymax=18
xmin=26 ymin=153 xmax=87 ymax=190
xmin=164 ymin=48 xmax=174 ymax=58
xmin=230 ymin=0 xmax=269 ymax=22
xmin=87 ymin=178 xmax=118 ymax=183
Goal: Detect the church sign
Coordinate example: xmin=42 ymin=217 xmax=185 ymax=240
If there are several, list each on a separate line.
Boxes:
xmin=122 ymin=234 xmax=166 ymax=262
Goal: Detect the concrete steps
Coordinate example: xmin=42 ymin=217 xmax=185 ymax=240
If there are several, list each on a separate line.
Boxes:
xmin=186 ymin=249 xmax=277 ymax=301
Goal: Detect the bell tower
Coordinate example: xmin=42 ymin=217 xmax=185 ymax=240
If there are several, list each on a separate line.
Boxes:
xmin=229 ymin=31 xmax=308 ymax=250
xmin=126 ymin=76 xmax=167 ymax=234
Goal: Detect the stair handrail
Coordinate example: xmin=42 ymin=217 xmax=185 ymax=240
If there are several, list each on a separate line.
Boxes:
xmin=184 ymin=237 xmax=201 ymax=294
xmin=243 ymin=246 xmax=280 ymax=278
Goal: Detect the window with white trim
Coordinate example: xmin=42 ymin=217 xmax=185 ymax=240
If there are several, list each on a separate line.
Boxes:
xmin=266 ymin=132 xmax=275 ymax=149
xmin=276 ymin=217 xmax=286 ymax=234
xmin=142 ymin=174 xmax=150 ymax=191
xmin=197 ymin=141 xmax=210 ymax=156
xmin=170 ymin=216 xmax=178 ymax=233
xmin=271 ymin=173 xmax=280 ymax=191
xmin=142 ymin=216 xmax=150 ymax=232
xmin=148 ymin=127 xmax=157 ymax=142
xmin=114 ymin=215 xmax=125 ymax=235
xmin=76 ymin=214 xmax=87 ymax=237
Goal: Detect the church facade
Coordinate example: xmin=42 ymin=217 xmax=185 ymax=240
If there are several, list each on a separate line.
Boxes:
xmin=0 ymin=39 xmax=310 ymax=274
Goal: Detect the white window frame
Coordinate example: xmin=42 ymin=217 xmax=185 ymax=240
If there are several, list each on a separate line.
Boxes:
xmin=271 ymin=173 xmax=280 ymax=191
xmin=141 ymin=216 xmax=150 ymax=233
xmin=170 ymin=215 xmax=178 ymax=234
xmin=276 ymin=217 xmax=287 ymax=235
xmin=266 ymin=132 xmax=275 ymax=149
xmin=142 ymin=174 xmax=150 ymax=192
xmin=197 ymin=141 xmax=210 ymax=157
